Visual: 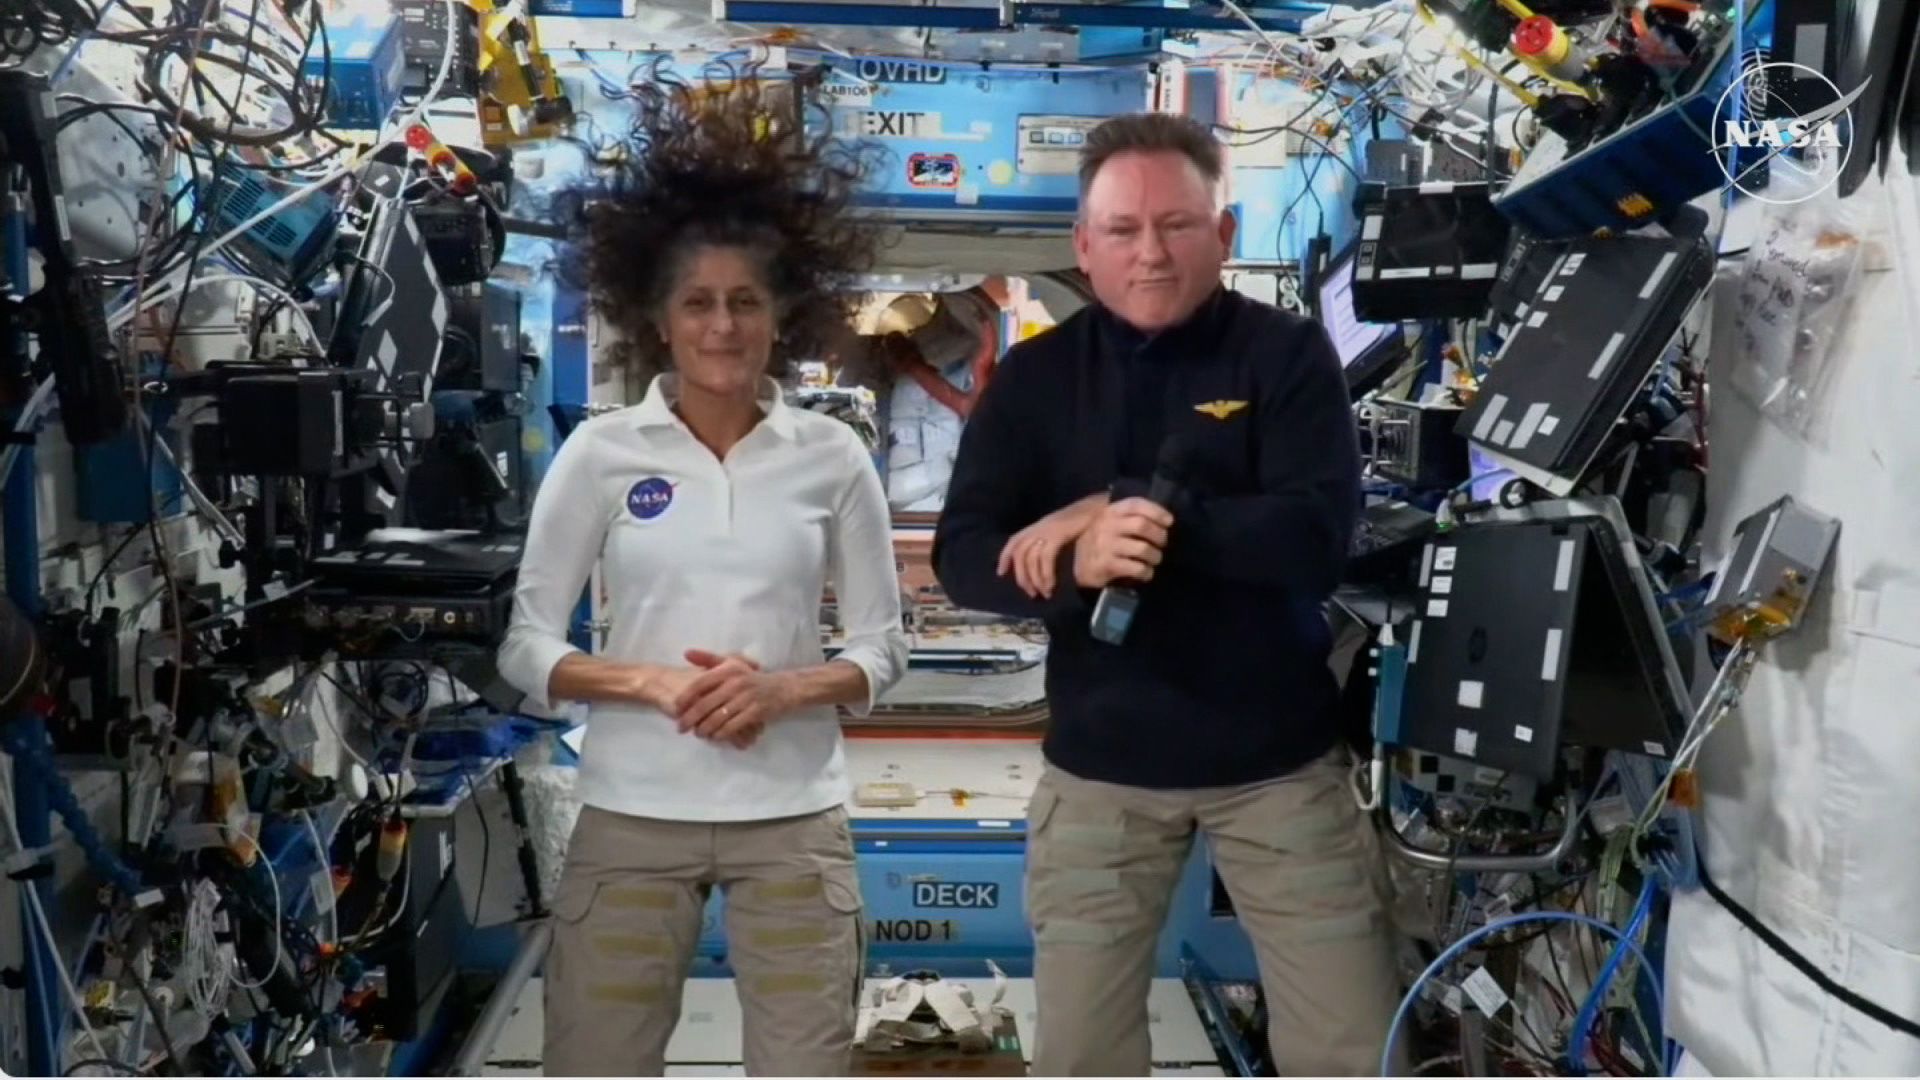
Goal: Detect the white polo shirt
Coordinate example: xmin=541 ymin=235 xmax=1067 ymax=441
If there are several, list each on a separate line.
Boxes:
xmin=498 ymin=374 xmax=908 ymax=822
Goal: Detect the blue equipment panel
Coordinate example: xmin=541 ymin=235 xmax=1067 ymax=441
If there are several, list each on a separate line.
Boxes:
xmin=304 ymin=11 xmax=405 ymax=129
xmin=75 ymin=396 xmax=181 ymax=524
xmin=820 ymin=63 xmax=1150 ymax=219
xmin=1494 ymin=32 xmax=1738 ymax=238
xmin=200 ymin=171 xmax=336 ymax=280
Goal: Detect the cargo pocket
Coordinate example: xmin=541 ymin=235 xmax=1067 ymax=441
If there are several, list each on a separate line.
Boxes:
xmin=1206 ymin=774 xmax=1387 ymax=944
xmin=727 ymin=810 xmax=866 ymax=1012
xmin=1024 ymin=774 xmax=1180 ymax=949
xmin=822 ymin=862 xmax=864 ymax=916
xmin=824 ymin=861 xmax=866 ymax=1010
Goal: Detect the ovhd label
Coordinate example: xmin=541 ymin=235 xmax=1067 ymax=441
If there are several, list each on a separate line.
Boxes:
xmin=912 ymin=881 xmax=1000 ymax=908
xmin=854 ymin=58 xmax=945 ymax=84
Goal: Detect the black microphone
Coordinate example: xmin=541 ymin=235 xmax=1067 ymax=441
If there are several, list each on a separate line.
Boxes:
xmin=1089 ymin=435 xmax=1188 ymax=646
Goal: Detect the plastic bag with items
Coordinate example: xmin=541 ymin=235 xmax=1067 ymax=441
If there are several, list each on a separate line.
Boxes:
xmin=1726 ymin=189 xmax=1871 ymax=443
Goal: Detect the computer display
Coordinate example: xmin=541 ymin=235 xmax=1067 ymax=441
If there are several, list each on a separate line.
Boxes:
xmin=1318 ymin=255 xmax=1399 ymax=368
xmin=1314 ymin=244 xmax=1407 ymax=397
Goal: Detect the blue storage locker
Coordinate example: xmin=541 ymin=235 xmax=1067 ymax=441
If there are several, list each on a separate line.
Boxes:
xmin=688 ymin=817 xmax=1261 ymax=982
xmin=1494 ymin=33 xmax=1739 ymax=238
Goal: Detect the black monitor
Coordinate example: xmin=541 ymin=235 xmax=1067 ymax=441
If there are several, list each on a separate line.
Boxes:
xmin=1312 ymin=242 xmax=1408 ymax=399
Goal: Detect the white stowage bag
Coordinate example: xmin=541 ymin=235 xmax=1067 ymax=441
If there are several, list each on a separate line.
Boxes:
xmin=1665 ymin=169 xmax=1920 ymax=1076
xmin=517 ymin=755 xmax=583 ymax=903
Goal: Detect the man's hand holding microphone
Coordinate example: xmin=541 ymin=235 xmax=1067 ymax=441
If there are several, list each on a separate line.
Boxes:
xmin=995 ymin=436 xmax=1187 ymax=645
xmin=996 ymin=493 xmax=1173 ymax=599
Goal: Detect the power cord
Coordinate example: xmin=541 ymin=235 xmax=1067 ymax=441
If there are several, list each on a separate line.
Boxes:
xmin=1382 ymin=909 xmax=1668 ymax=1078
xmin=1696 ymin=864 xmax=1920 ymax=1040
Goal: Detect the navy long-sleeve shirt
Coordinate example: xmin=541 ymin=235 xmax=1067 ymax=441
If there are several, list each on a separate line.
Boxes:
xmin=932 ymin=288 xmax=1361 ymax=789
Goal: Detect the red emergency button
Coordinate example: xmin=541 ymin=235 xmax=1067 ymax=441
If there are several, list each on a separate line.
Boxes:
xmin=1513 ymin=15 xmax=1566 ymax=60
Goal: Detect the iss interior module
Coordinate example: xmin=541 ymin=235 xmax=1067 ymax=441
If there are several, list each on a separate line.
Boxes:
xmin=4 ymin=0 xmax=1920 ymax=1077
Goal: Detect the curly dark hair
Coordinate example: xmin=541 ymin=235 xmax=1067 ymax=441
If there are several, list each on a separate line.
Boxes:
xmin=570 ymin=62 xmax=888 ymax=381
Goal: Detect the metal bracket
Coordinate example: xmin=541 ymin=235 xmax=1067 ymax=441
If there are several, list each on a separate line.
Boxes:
xmin=1378 ymin=774 xmax=1582 ymax=873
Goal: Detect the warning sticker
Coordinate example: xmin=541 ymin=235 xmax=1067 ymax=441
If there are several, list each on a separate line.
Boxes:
xmin=907 ymin=153 xmax=962 ymax=189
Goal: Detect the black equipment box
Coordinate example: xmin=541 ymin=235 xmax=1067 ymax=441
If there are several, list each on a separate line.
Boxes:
xmin=1364 ymin=139 xmax=1423 ymax=186
xmin=415 ymin=197 xmax=497 ymax=289
xmin=444 ymin=283 xmax=523 ymax=394
xmin=1371 ymin=399 xmax=1470 ymax=490
xmin=1351 ymin=181 xmax=1511 ymax=321
xmin=1396 ymin=503 xmax=1689 ymax=780
xmin=306 ymin=529 xmax=520 ymax=647
xmin=1457 ymin=235 xmax=1712 ymax=495
xmin=395 ymin=0 xmax=480 ymax=97
xmin=1346 ymin=499 xmax=1437 ymax=585
xmin=341 ymin=814 xmax=465 ymax=1041
xmin=218 ymin=371 xmax=343 ymax=475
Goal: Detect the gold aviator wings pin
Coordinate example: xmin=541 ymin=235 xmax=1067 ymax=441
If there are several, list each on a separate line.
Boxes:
xmin=1193 ymin=399 xmax=1249 ymax=420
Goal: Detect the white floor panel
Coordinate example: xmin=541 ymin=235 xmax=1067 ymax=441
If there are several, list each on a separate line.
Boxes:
xmin=1147 ymin=978 xmax=1223 ymax=1064
xmin=664 ymin=978 xmax=747 ymax=1064
xmin=481 ymin=975 xmax=544 ymax=1071
xmin=481 ymin=975 xmax=1219 ymax=1074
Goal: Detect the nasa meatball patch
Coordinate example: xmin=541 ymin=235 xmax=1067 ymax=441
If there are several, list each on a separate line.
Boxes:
xmin=626 ymin=477 xmax=675 ymax=521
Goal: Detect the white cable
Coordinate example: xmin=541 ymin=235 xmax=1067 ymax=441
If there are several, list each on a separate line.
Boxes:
xmin=1214 ymin=0 xmax=1287 ymax=61
xmin=24 ymin=887 xmax=109 ymax=1065
xmin=346 ymin=834 xmax=413 ymax=948
xmin=109 ymin=0 xmax=462 ymax=331
xmin=300 ymin=809 xmax=338 ymax=947
xmin=0 ymin=376 xmax=58 ymax=493
xmin=307 ymin=669 xmax=375 ymax=774
xmin=395 ymin=730 xmax=419 ymax=807
xmin=0 ymin=758 xmax=111 ymax=1063
xmin=222 ymin=824 xmax=284 ymax=992
xmin=181 ymin=272 xmax=325 ymax=350
xmin=183 ymin=880 xmax=230 ymax=1017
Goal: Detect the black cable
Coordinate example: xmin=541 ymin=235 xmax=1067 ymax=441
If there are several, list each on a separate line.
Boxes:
xmin=141 ymin=32 xmax=233 ymax=736
xmin=1698 ymin=865 xmax=1920 ymax=1039
xmin=1539 ymin=878 xmax=1582 ymax=1010
xmin=469 ymin=767 xmax=491 ymax=930
xmin=1486 ymin=79 xmax=1499 ymax=184
xmin=85 ymin=526 xmax=146 ymax=611
xmin=133 ymin=20 xmax=323 ymax=148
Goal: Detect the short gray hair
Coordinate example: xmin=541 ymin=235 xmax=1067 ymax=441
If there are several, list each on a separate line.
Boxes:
xmin=1077 ymin=113 xmax=1224 ymax=201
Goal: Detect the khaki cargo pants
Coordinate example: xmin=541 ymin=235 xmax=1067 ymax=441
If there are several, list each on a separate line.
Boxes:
xmin=543 ymin=804 xmax=864 ymax=1076
xmin=1026 ymin=751 xmax=1403 ymax=1076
